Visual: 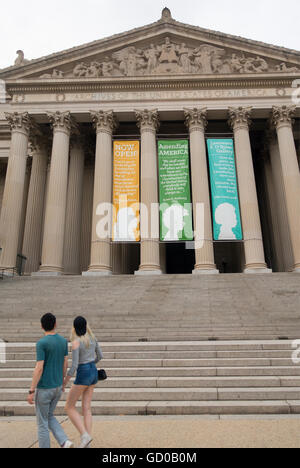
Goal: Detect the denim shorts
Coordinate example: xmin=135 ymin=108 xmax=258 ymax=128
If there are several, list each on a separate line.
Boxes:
xmin=74 ymin=362 xmax=98 ymax=386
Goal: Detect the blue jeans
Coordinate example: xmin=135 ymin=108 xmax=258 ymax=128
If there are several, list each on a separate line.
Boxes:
xmin=35 ymin=386 xmax=67 ymax=449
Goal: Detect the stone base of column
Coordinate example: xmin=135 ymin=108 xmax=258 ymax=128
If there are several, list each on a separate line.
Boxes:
xmin=32 ymin=271 xmax=63 ymax=277
xmin=192 ymin=268 xmax=219 ymax=275
xmin=135 ymin=269 xmax=162 ymax=276
xmin=0 ymin=268 xmax=15 ymax=277
xmin=244 ymin=267 xmax=272 ymax=274
xmin=82 ymin=270 xmax=112 ymax=277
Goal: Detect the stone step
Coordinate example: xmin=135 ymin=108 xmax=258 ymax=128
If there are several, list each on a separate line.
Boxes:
xmin=2 ymin=334 xmax=298 ymax=343
xmin=1 ymin=357 xmax=296 ymax=369
xmin=1 ymin=387 xmax=300 ymax=402
xmin=2 ymin=330 xmax=297 ymax=337
xmin=1 ymin=326 xmax=297 ymax=332
xmin=2 ymin=366 xmax=300 ymax=378
xmin=3 ymin=340 xmax=295 ymax=352
xmin=3 ymin=349 xmax=295 ymax=361
xmin=1 ymin=400 xmax=300 ymax=417
xmin=1 ymin=376 xmax=300 ymax=388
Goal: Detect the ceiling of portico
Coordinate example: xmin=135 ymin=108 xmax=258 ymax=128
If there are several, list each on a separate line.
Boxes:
xmin=1 ymin=8 xmax=300 ymax=84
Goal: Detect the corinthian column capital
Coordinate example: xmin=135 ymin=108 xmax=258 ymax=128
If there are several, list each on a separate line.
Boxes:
xmin=5 ymin=112 xmax=33 ymax=136
xmin=184 ymin=108 xmax=207 ymax=133
xmin=47 ymin=111 xmax=76 ymax=135
xmin=90 ymin=110 xmax=118 ymax=135
xmin=135 ymin=109 xmax=160 ymax=133
xmin=228 ymin=106 xmax=252 ymax=131
xmin=271 ymin=105 xmax=296 ymax=129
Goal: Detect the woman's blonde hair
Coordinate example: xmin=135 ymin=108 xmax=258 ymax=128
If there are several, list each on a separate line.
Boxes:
xmin=70 ymin=323 xmax=95 ymax=348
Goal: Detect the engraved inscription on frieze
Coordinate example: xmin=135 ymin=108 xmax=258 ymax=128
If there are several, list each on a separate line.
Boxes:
xmin=14 ymin=87 xmax=292 ymax=104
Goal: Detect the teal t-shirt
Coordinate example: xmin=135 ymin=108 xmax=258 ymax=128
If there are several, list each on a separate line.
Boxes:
xmin=36 ymin=334 xmax=68 ymax=389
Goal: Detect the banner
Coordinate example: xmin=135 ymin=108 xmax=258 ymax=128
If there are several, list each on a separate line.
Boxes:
xmin=207 ymin=138 xmax=243 ymax=241
xmin=113 ymin=141 xmax=140 ymax=242
xmin=158 ymin=140 xmax=193 ymax=241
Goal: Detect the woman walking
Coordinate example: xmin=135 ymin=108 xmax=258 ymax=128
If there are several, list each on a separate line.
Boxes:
xmin=63 ymin=316 xmax=103 ymax=448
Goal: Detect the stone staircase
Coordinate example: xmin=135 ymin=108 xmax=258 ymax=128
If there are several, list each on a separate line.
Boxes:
xmin=0 ymin=274 xmax=300 ymax=416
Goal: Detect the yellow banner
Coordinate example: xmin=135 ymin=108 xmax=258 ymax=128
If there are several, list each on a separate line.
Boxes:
xmin=113 ymin=141 xmax=140 ymax=242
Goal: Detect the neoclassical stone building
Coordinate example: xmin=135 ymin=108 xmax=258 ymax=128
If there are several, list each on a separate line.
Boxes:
xmin=0 ymin=8 xmax=299 ymax=276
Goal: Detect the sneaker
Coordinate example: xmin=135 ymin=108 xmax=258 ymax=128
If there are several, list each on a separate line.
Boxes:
xmin=79 ymin=432 xmax=93 ymax=449
xmin=62 ymin=440 xmax=74 ymax=448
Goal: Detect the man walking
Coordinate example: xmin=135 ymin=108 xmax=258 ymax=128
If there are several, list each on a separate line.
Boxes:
xmin=27 ymin=313 xmax=74 ymax=448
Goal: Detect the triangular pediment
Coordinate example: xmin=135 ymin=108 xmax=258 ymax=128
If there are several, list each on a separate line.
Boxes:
xmin=1 ymin=8 xmax=300 ymax=81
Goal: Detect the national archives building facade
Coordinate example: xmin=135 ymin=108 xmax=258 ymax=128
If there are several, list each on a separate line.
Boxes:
xmin=0 ymin=8 xmax=299 ymax=277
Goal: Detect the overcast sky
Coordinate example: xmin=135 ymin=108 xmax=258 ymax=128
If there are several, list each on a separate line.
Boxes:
xmin=1 ymin=0 xmax=300 ymax=69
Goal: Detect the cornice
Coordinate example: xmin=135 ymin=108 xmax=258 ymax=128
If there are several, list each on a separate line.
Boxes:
xmin=4 ymin=74 xmax=299 ymax=95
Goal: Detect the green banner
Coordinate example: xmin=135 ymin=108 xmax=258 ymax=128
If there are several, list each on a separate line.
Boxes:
xmin=158 ymin=140 xmax=193 ymax=241
xmin=207 ymin=139 xmax=243 ymax=241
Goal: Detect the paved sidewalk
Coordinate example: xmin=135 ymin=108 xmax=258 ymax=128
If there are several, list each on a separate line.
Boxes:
xmin=1 ymin=415 xmax=300 ymax=448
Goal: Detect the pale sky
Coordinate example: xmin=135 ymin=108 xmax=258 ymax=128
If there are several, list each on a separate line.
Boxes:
xmin=1 ymin=0 xmax=300 ymax=69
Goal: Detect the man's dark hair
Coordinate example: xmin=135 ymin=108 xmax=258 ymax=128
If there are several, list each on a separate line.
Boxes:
xmin=41 ymin=313 xmax=56 ymax=332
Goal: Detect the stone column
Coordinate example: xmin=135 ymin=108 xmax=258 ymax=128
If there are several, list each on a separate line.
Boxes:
xmin=272 ymin=105 xmax=300 ymax=272
xmin=0 ymin=163 xmax=7 ymax=218
xmin=262 ymin=144 xmax=285 ymax=272
xmin=184 ymin=108 xmax=219 ymax=275
xmin=268 ymin=133 xmax=294 ymax=272
xmin=22 ymin=137 xmax=49 ymax=274
xmin=63 ymin=137 xmax=85 ymax=275
xmin=83 ymin=110 xmax=117 ymax=276
xmin=0 ymin=112 xmax=32 ymax=271
xmin=80 ymin=162 xmax=94 ymax=273
xmin=135 ymin=109 xmax=162 ymax=275
xmin=17 ymin=159 xmax=31 ymax=256
xmin=37 ymin=111 xmax=73 ymax=275
xmin=228 ymin=107 xmax=271 ymax=273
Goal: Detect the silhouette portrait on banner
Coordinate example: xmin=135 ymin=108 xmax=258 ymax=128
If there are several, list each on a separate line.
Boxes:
xmin=163 ymin=204 xmax=189 ymax=241
xmin=215 ymin=203 xmax=238 ymax=240
xmin=113 ymin=207 xmax=139 ymax=241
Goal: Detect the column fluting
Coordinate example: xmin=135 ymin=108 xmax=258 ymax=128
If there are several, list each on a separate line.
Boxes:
xmin=185 ymin=108 xmax=219 ymax=274
xmin=0 ymin=112 xmax=32 ymax=271
xmin=135 ymin=109 xmax=161 ymax=275
xmin=272 ymin=105 xmax=300 ymax=272
xmin=63 ymin=137 xmax=85 ymax=275
xmin=228 ymin=106 xmax=271 ymax=273
xmin=38 ymin=111 xmax=73 ymax=275
xmin=83 ymin=110 xmax=117 ymax=276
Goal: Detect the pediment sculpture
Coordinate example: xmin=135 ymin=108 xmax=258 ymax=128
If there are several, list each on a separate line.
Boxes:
xmin=39 ymin=38 xmax=299 ymax=79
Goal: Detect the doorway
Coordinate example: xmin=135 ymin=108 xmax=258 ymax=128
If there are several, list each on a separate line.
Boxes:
xmin=165 ymin=243 xmax=195 ymax=274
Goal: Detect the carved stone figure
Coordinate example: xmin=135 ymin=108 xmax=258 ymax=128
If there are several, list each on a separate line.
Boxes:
xmin=40 ymin=69 xmax=64 ymax=79
xmin=158 ymin=37 xmax=179 ymax=64
xmin=73 ymin=62 xmax=89 ymax=77
xmin=229 ymin=54 xmax=244 ymax=73
xmin=193 ymin=45 xmax=215 ymax=74
xmin=178 ymin=43 xmax=192 ymax=73
xmin=88 ymin=61 xmax=101 ymax=78
xmin=127 ymin=49 xmax=140 ymax=76
xmin=113 ymin=47 xmax=145 ymax=76
xmin=46 ymin=39 xmax=299 ymax=80
xmin=275 ymin=62 xmax=299 ymax=72
xmin=242 ymin=57 xmax=257 ymax=73
xmin=101 ymin=57 xmax=114 ymax=76
xmin=252 ymin=56 xmax=269 ymax=72
xmin=144 ymin=44 xmax=159 ymax=74
xmin=211 ymin=49 xmax=226 ymax=73
xmin=14 ymin=50 xmax=29 ymax=67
